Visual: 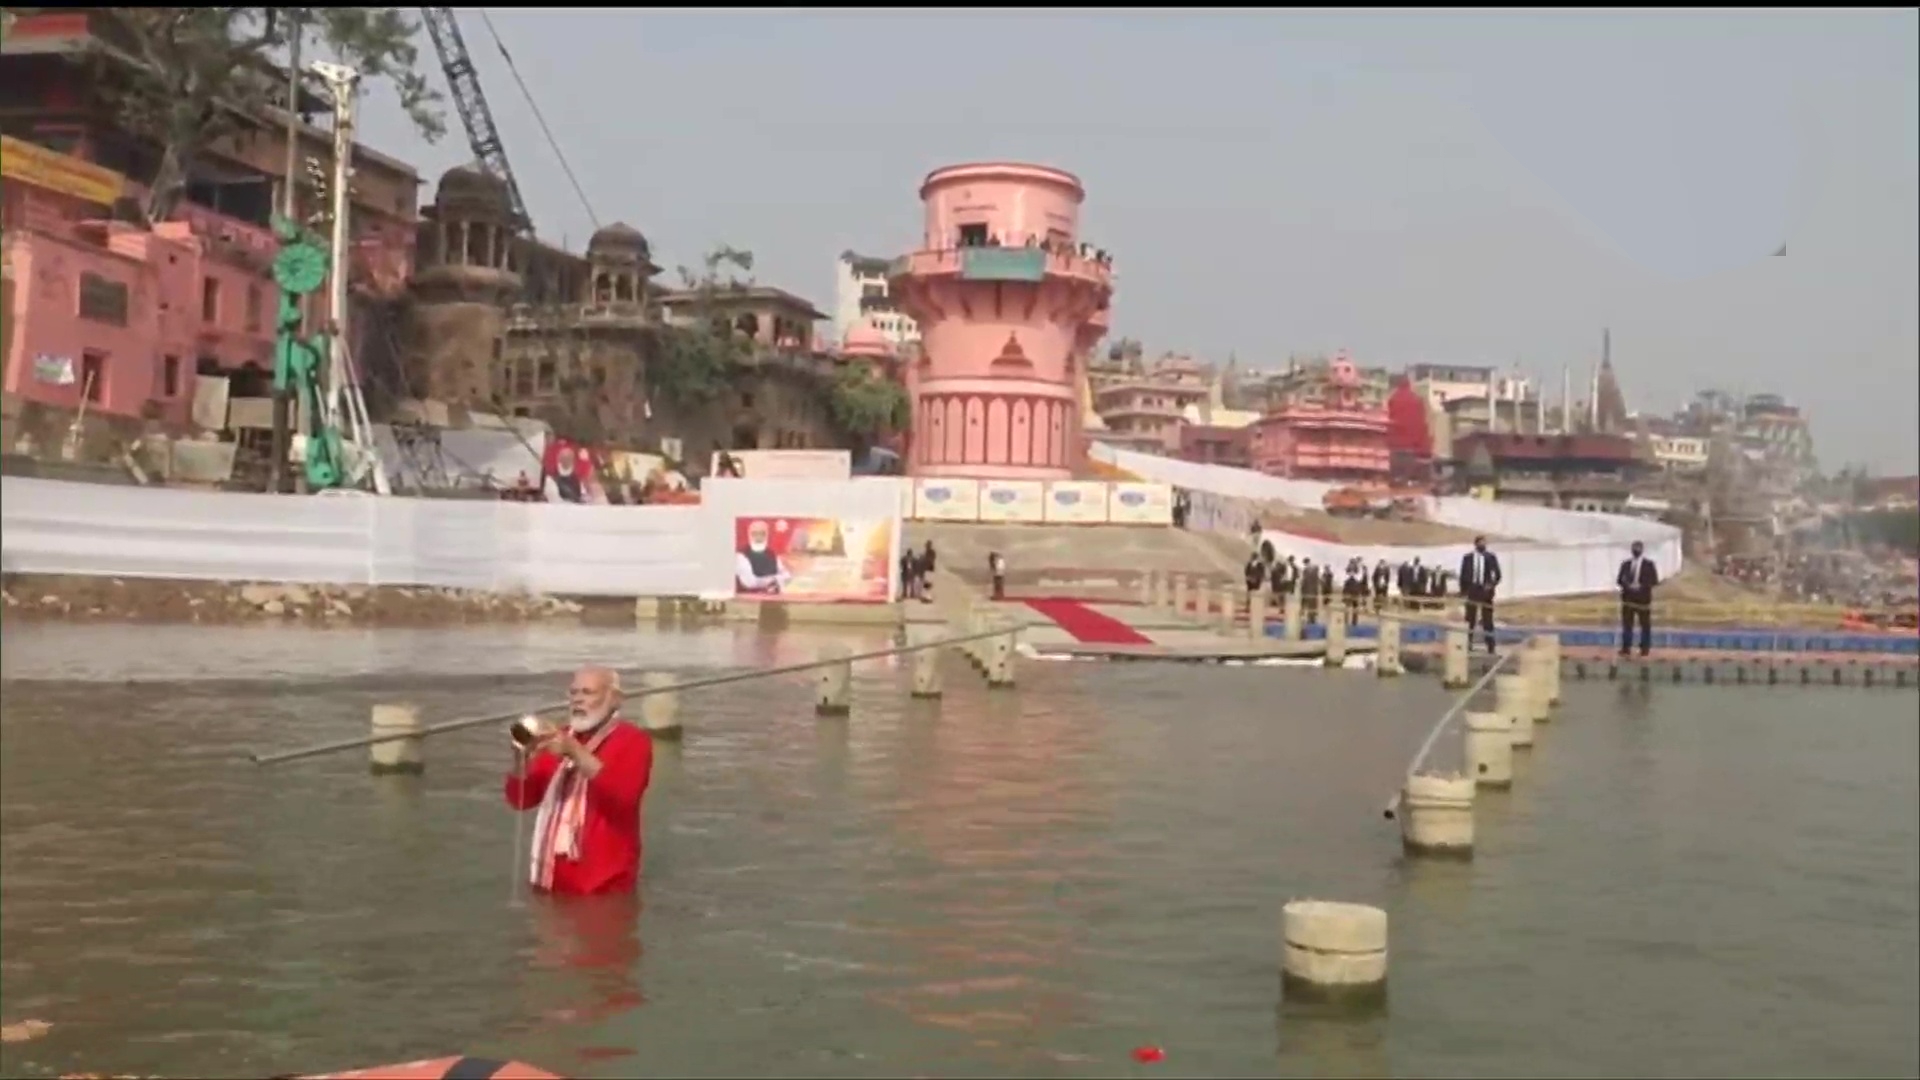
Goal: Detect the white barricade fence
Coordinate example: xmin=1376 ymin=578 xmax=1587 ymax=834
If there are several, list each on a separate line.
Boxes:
xmin=1090 ymin=443 xmax=1684 ymax=599
xmin=913 ymin=477 xmax=981 ymax=521
xmin=1107 ymin=482 xmax=1175 ymax=525
xmin=1043 ymin=481 xmax=1109 ymax=524
xmin=0 ymin=475 xmax=914 ymax=600
xmin=977 ymin=480 xmax=1045 ymax=523
xmin=904 ymin=477 xmax=1182 ymax=527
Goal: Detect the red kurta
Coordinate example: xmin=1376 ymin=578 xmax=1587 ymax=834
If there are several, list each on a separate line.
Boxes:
xmin=503 ymin=720 xmax=654 ymax=896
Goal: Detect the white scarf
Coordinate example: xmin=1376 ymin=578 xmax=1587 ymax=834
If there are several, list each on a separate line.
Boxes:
xmin=528 ymin=719 xmax=616 ymax=890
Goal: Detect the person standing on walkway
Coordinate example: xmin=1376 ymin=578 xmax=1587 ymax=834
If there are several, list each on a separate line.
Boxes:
xmin=1341 ymin=560 xmax=1366 ymax=627
xmin=988 ymin=551 xmax=1007 ymax=600
xmin=1458 ymin=536 xmax=1503 ymax=654
xmin=1617 ymin=540 xmax=1660 ymax=657
xmin=1270 ymin=555 xmax=1297 ymax=606
xmin=1244 ymin=551 xmax=1267 ymax=596
xmin=1299 ymin=558 xmax=1320 ymax=625
xmin=1370 ymin=559 xmax=1392 ymax=614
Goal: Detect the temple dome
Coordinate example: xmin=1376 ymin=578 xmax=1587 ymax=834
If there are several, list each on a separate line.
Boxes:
xmin=842 ymin=319 xmax=894 ymax=358
xmin=435 ymin=163 xmax=510 ymax=215
xmin=587 ymin=221 xmax=652 ymax=262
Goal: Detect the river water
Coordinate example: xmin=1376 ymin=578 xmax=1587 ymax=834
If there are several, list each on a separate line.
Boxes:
xmin=1 ymin=624 xmax=1915 ymax=1079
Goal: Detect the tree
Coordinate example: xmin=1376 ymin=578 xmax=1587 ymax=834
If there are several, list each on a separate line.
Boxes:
xmin=825 ymin=363 xmax=910 ymax=453
xmin=82 ymin=8 xmax=444 ymax=224
xmin=649 ymin=245 xmax=755 ymax=407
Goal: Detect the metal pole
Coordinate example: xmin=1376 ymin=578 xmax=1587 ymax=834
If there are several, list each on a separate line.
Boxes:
xmin=271 ymin=20 xmax=302 ymax=494
xmin=323 ymin=69 xmax=357 ymax=443
xmin=248 ymin=622 xmax=1038 ymax=766
xmin=1383 ymin=646 xmax=1520 ymax=819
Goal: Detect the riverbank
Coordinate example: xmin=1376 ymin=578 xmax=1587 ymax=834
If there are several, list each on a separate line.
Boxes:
xmin=0 ymin=574 xmax=586 ymax=625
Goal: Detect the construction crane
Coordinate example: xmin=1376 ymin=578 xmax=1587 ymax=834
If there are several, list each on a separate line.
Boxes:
xmin=418 ymin=7 xmax=532 ymax=233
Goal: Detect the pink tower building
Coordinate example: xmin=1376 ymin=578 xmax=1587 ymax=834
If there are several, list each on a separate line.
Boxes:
xmin=889 ymin=163 xmax=1114 ymax=480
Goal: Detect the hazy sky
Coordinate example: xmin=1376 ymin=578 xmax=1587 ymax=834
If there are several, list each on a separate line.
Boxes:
xmin=358 ymin=9 xmax=1919 ymax=472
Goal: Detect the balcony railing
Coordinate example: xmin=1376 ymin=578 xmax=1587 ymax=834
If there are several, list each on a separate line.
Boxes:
xmin=891 ymin=246 xmax=1112 ymax=289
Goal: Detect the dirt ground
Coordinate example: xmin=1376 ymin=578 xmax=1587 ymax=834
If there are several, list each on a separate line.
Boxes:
xmin=0 ymin=574 xmax=594 ymax=626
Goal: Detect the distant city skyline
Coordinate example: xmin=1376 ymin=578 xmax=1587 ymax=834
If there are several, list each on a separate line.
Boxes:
xmin=356 ymin=9 xmax=1919 ymax=473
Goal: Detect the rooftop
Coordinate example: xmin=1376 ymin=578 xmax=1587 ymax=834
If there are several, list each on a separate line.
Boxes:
xmin=657 ymin=285 xmax=827 ymax=321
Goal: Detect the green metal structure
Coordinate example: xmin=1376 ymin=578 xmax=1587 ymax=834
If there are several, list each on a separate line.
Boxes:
xmin=271 ymin=216 xmax=345 ymax=489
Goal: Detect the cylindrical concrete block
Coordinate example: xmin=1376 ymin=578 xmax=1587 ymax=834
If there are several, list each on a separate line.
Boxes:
xmin=1399 ymin=772 xmax=1475 ymax=856
xmin=1172 ymin=575 xmax=1191 ymax=620
xmin=1376 ymin=614 xmax=1403 ymax=677
xmin=816 ymin=644 xmax=853 ymax=716
xmin=1219 ymin=584 xmax=1238 ymax=633
xmin=1152 ymin=572 xmax=1171 ymax=613
xmin=1463 ymin=710 xmax=1513 ymax=788
xmin=911 ymin=641 xmax=943 ymax=699
xmin=1324 ymin=614 xmax=1348 ymax=666
xmin=369 ymin=703 xmax=424 ymax=775
xmin=1442 ymin=627 xmax=1470 ymax=689
xmin=1494 ymin=672 xmax=1534 ymax=748
xmin=986 ymin=621 xmax=1017 ymax=689
xmin=1137 ymin=571 xmax=1154 ymax=606
xmin=1281 ymin=900 xmax=1388 ymax=1004
xmin=1282 ymin=591 xmax=1303 ymax=641
xmin=636 ymin=671 xmax=682 ymax=740
xmin=1521 ymin=641 xmax=1553 ymax=724
xmin=1247 ymin=592 xmax=1268 ymax=641
xmin=1540 ymin=633 xmax=1562 ymax=705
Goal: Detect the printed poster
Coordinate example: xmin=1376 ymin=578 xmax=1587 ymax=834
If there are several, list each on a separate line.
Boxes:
xmin=733 ymin=515 xmax=895 ymax=603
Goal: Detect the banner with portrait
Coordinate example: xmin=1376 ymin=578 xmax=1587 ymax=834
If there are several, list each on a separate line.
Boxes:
xmin=731 ymin=515 xmax=895 ymax=603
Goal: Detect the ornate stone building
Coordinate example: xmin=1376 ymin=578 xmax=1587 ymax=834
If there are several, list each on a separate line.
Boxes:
xmin=401 ymin=166 xmax=851 ymax=462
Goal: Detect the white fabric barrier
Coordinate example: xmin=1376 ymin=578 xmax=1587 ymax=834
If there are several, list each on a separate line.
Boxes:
xmin=0 ymin=476 xmax=870 ymax=598
xmin=1094 ymin=444 xmax=1683 ymax=599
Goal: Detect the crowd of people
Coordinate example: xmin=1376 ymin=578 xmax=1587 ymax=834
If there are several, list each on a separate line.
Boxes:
xmin=1241 ymin=529 xmax=1458 ymax=628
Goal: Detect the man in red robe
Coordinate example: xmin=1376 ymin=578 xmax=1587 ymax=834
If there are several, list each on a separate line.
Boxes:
xmin=504 ymin=665 xmax=655 ymax=896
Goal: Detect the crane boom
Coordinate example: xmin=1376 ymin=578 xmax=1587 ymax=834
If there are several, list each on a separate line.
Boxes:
xmin=418 ymin=7 xmax=531 ymax=232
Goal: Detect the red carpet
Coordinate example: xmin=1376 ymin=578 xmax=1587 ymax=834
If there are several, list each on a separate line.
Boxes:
xmin=1023 ymin=598 xmax=1154 ymax=645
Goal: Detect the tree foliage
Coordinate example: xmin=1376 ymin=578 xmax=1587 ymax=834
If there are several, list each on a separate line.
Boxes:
xmin=81 ymin=8 xmax=444 ymax=223
xmin=650 ymin=245 xmax=755 ymax=407
xmin=825 ymin=363 xmax=910 ymax=440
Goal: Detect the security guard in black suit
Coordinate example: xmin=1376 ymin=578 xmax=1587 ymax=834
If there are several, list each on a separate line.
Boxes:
xmin=1616 ymin=540 xmax=1660 ymax=657
xmin=1457 ymin=536 xmax=1503 ymax=653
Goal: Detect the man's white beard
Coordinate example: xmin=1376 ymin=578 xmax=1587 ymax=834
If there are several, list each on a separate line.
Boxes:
xmin=749 ymin=538 xmax=769 ymax=552
xmin=569 ymin=706 xmax=614 ymax=734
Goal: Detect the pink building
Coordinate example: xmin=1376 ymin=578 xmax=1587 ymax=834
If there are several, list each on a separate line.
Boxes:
xmin=889 ymin=162 xmax=1114 ymax=480
xmin=1248 ymin=351 xmax=1391 ymax=482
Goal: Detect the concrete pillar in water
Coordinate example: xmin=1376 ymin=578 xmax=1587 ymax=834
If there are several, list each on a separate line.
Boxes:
xmin=1463 ymin=710 xmax=1513 ymax=788
xmin=1219 ymin=584 xmax=1238 ymax=634
xmin=1442 ymin=627 xmax=1470 ymax=689
xmin=1137 ymin=571 xmax=1154 ymax=606
xmin=816 ymin=644 xmax=853 ymax=717
xmin=1280 ymin=900 xmax=1388 ymax=1005
xmin=369 ymin=703 xmax=425 ymax=775
xmin=1172 ymin=575 xmax=1191 ymax=621
xmin=1324 ymin=614 xmax=1348 ymax=666
xmin=1540 ymin=632 xmax=1563 ymax=705
xmin=1522 ymin=639 xmax=1554 ymax=724
xmin=1152 ymin=571 xmax=1171 ymax=613
xmin=1398 ymin=772 xmax=1475 ymax=856
xmin=911 ymin=637 xmax=943 ymax=699
xmin=1376 ymin=614 xmax=1404 ymax=677
xmin=1282 ymin=591 xmax=1303 ymax=641
xmin=986 ymin=619 xmax=1018 ymax=688
xmin=1494 ymin=672 xmax=1534 ymax=748
xmin=1247 ymin=592 xmax=1268 ymax=641
xmin=636 ymin=671 xmax=682 ymax=740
